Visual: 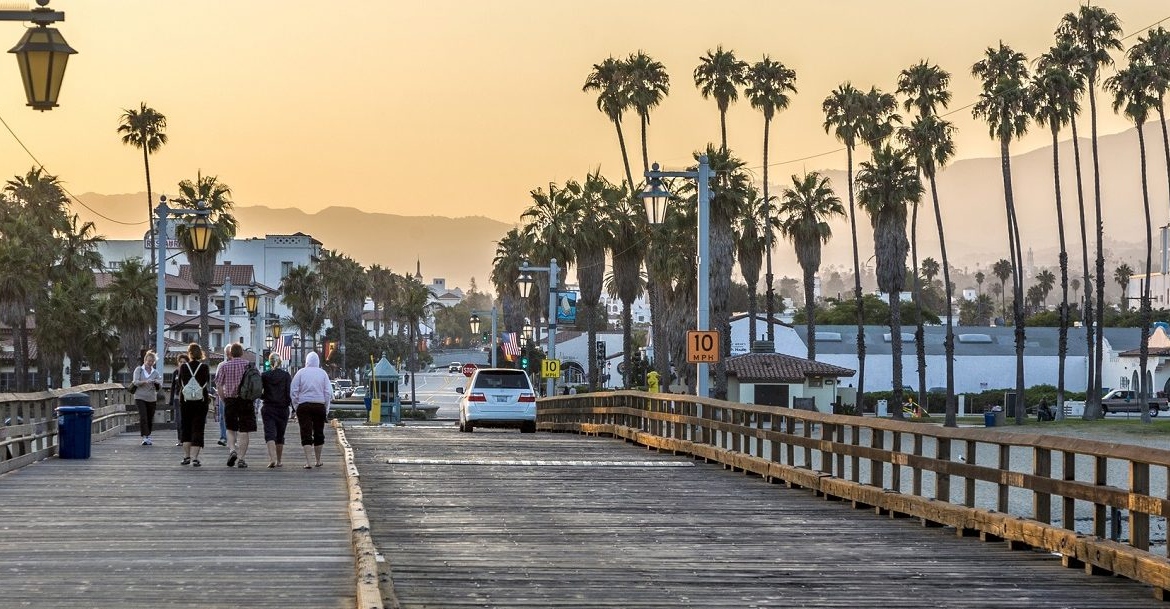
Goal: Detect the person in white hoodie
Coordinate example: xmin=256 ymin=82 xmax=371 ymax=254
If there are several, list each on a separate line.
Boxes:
xmin=289 ymin=351 xmax=332 ymax=469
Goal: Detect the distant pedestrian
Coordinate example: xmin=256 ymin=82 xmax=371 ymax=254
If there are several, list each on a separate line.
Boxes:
xmin=290 ymin=351 xmax=331 ymax=469
xmin=178 ymin=343 xmax=211 ymax=466
xmin=169 ymin=353 xmax=190 ymax=446
xmin=131 ymin=350 xmax=162 ymax=446
xmin=215 ymin=344 xmax=230 ymax=447
xmin=260 ymin=352 xmax=293 ymax=468
xmin=215 ymin=343 xmax=255 ymax=469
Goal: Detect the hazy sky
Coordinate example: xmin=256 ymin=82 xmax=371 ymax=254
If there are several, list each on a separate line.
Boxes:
xmin=2 ymin=1 xmax=1168 ymax=231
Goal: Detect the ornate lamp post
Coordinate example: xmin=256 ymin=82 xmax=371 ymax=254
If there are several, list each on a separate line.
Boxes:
xmin=154 ymin=196 xmax=211 ymax=360
xmin=517 ymin=260 xmax=560 ymax=396
xmin=469 ymin=307 xmax=498 ymax=367
xmin=3 ymin=1 xmax=75 ymax=111
xmin=642 ymin=156 xmax=714 ymax=397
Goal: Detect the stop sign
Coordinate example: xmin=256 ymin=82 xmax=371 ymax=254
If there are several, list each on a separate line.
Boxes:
xmin=461 ymin=363 xmax=478 ymax=377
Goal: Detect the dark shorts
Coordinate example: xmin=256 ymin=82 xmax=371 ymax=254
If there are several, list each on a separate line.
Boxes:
xmin=224 ymin=397 xmax=257 ymax=433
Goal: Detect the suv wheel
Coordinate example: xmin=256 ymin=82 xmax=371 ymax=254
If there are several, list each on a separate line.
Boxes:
xmin=1150 ymin=406 xmax=1159 ymax=418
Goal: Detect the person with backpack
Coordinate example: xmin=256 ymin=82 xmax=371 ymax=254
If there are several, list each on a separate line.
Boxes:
xmin=260 ymin=351 xmax=293 ymax=468
xmin=214 ymin=342 xmax=257 ymax=469
xmin=178 ymin=343 xmax=211 ymax=466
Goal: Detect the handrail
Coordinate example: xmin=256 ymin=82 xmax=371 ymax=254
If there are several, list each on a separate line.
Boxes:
xmin=538 ymin=391 xmax=1170 ymax=600
xmin=1 ymin=384 xmax=132 ymax=474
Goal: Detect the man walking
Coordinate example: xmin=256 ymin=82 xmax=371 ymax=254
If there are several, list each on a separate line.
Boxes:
xmin=214 ymin=343 xmax=255 ymax=469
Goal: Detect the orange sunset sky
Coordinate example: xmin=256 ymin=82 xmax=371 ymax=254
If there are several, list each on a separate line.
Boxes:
xmin=0 ymin=1 xmax=1167 ymax=232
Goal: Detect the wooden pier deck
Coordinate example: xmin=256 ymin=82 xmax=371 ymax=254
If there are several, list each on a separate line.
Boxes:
xmin=0 ymin=430 xmax=356 ymax=609
xmin=346 ymin=425 xmax=1165 ymax=609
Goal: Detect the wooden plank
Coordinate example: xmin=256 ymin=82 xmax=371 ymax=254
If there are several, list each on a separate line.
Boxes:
xmin=349 ymin=426 xmax=1165 ymax=608
xmin=0 ymin=428 xmax=357 ymax=608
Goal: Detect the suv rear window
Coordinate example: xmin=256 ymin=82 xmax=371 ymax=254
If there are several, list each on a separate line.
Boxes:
xmin=473 ymin=370 xmax=530 ymax=390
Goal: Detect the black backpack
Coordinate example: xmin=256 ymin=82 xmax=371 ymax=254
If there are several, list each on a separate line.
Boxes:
xmin=238 ymin=363 xmax=263 ymax=401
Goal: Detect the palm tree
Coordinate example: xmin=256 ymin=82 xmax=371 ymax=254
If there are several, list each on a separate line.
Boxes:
xmin=973 ymin=43 xmax=1032 ymax=425
xmin=173 ymin=171 xmax=237 ymax=348
xmin=778 ymin=172 xmax=844 ymax=361
xmin=491 ymin=228 xmax=531 ymax=335
xmin=583 ymin=57 xmax=636 ymax=194
xmin=567 ymin=172 xmax=618 ymax=390
xmin=694 ymin=46 xmax=749 ymax=152
xmin=899 ymin=114 xmax=958 ymax=424
xmin=105 ymin=257 xmax=156 ymax=372
xmin=1113 ymin=263 xmax=1134 ymax=309
xmin=1035 ymin=269 xmax=1057 ymax=306
xmin=735 ymin=189 xmax=767 ymax=348
xmin=976 ymin=271 xmax=985 ymax=295
xmin=856 ymin=145 xmax=922 ymax=419
xmin=607 ymin=196 xmax=648 ymax=388
xmin=625 ymin=51 xmax=670 ymax=175
xmin=1033 ymin=48 xmax=1082 ymax=420
xmin=1107 ymin=59 xmax=1157 ymax=423
xmin=1071 ymin=277 xmax=1081 ymax=306
xmin=992 ymin=258 xmax=1013 ymax=322
xmin=898 ymin=60 xmax=954 ymax=421
xmin=920 ymin=257 xmax=940 ymax=285
xmin=746 ymin=56 xmax=798 ymax=342
xmin=280 ymin=264 xmax=324 ymax=365
xmin=117 ymin=103 xmax=168 ymax=273
xmin=1059 ymin=6 xmax=1123 ymax=419
xmin=1131 ymin=29 xmax=1170 ymax=257
xmin=318 ymin=250 xmax=367 ymax=376
xmin=822 ymin=84 xmax=870 ymax=406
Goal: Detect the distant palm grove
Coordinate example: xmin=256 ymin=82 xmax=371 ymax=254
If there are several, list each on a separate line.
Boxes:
xmin=489 ymin=6 xmax=1170 ymax=426
xmin=3 ymin=8 xmax=1168 ymax=430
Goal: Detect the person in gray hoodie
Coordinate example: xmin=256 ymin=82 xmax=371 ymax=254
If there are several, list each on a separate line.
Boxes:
xmin=289 ymin=351 xmax=332 ymax=469
xmin=131 ymin=350 xmax=163 ymax=445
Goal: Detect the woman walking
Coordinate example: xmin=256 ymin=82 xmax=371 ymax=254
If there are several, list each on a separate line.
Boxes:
xmin=289 ymin=351 xmax=331 ymax=469
xmin=131 ymin=350 xmax=162 ymax=446
xmin=169 ymin=353 xmax=190 ymax=446
xmin=177 ymin=343 xmax=211 ymax=466
xmin=260 ymin=352 xmax=293 ymax=468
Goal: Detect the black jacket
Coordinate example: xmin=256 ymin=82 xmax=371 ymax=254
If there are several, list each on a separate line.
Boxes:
xmin=261 ymin=368 xmax=293 ymax=410
xmin=177 ymin=360 xmax=211 ymax=405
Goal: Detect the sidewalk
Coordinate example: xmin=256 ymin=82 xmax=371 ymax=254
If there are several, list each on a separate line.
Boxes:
xmin=0 ymin=429 xmax=356 ymax=609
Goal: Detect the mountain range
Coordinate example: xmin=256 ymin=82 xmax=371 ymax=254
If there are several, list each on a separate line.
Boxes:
xmin=72 ymin=121 xmax=1169 ymax=293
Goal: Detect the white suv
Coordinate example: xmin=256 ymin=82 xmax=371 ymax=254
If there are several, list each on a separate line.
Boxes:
xmin=456 ymin=368 xmax=537 ymax=433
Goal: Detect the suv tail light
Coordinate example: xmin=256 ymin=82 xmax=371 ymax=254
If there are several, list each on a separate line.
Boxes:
xmin=519 ymin=393 xmax=536 ymax=403
xmin=468 ymin=392 xmax=487 ymax=402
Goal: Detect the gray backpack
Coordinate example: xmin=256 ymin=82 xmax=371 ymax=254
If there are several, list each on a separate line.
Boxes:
xmin=238 ymin=363 xmax=263 ymax=401
xmin=181 ymin=362 xmax=205 ymax=401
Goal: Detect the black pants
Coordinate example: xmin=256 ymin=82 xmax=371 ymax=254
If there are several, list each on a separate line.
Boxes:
xmin=135 ymin=399 xmax=156 ymax=436
xmin=180 ymin=399 xmax=209 ymax=447
xmin=296 ymin=403 xmax=326 ymax=446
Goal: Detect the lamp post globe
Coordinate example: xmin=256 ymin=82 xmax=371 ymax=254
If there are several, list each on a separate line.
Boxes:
xmin=244 ymin=287 xmax=258 ymax=317
xmin=9 ymin=19 xmax=75 ymax=111
xmin=265 ymin=335 xmax=274 ymax=349
xmin=517 ymin=272 xmax=534 ymax=299
xmin=187 ymin=213 xmax=213 ymax=252
xmin=522 ymin=322 xmax=533 ymax=341
xmin=640 ymin=166 xmax=670 ymax=225
xmin=272 ymin=320 xmax=282 ymax=339
xmin=469 ymin=314 xmax=480 ymax=336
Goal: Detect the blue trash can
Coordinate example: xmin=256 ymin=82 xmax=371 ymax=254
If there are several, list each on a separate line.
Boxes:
xmin=57 ymin=392 xmax=93 ymax=459
xmin=984 ymin=411 xmax=996 ymax=428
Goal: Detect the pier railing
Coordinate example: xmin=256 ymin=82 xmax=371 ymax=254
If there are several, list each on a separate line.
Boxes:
xmin=1 ymin=384 xmax=130 ymax=474
xmin=539 ymin=391 xmax=1170 ymax=600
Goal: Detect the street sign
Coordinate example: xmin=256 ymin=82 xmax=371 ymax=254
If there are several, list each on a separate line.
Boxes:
xmin=686 ymin=330 xmax=720 ymax=363
xmin=461 ymin=363 xmax=478 ymax=377
xmin=541 ymin=359 xmax=560 ymax=379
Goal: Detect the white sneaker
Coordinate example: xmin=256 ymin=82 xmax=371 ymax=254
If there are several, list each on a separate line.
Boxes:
xmin=141 ymin=438 xmax=149 ymax=445
xmin=144 ymin=436 xmax=153 ymax=446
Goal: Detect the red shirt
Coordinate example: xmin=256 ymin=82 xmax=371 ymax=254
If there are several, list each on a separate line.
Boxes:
xmin=215 ymin=357 xmax=249 ymax=399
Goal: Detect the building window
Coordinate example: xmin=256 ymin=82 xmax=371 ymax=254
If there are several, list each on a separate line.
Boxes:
xmin=282 ymin=261 xmax=293 ymax=278
xmin=165 ymin=295 xmax=179 ymax=311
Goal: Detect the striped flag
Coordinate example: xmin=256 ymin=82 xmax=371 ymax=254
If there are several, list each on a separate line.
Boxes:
xmin=276 ymin=335 xmax=293 ymax=362
xmin=502 ymin=332 xmax=520 ymax=361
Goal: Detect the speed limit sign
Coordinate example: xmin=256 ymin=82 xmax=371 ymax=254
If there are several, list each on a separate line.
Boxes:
xmin=686 ymin=330 xmax=720 ymax=363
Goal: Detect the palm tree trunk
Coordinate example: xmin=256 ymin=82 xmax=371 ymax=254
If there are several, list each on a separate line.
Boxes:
xmin=910 ymin=195 xmax=926 ymax=410
xmin=846 ymin=146 xmax=866 ymax=411
xmin=199 ymin=287 xmax=210 ymax=350
xmin=719 ymin=110 xmax=728 ymax=152
xmin=763 ymin=118 xmax=776 ymax=343
xmin=890 ymin=290 xmax=904 ymax=421
xmin=928 ymin=171 xmax=956 ymax=427
xmin=143 ymin=146 xmax=156 ymax=274
xmin=14 ymin=315 xmax=27 ymax=391
xmin=614 ymin=120 xmax=636 ymax=196
xmin=1070 ymin=118 xmax=1094 ymax=414
xmin=621 ymin=303 xmax=633 ymax=388
xmin=1089 ymin=76 xmax=1106 ymax=420
xmin=1138 ymin=123 xmax=1153 ymax=424
xmin=639 ymin=113 xmax=650 ymax=176
xmin=1050 ymin=122 xmax=1070 ymax=421
xmin=803 ymin=266 xmax=816 ymax=360
xmin=711 ymin=221 xmax=734 ymax=400
xmin=1001 ymin=137 xmax=1026 ymax=426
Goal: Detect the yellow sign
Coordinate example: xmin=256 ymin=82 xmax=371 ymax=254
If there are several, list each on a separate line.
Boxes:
xmin=686 ymin=330 xmax=720 ymax=363
xmin=541 ymin=359 xmax=561 ymax=379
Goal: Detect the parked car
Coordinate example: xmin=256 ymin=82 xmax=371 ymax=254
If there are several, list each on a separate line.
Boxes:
xmin=448 ymin=362 xmax=462 ymax=373
xmin=456 ymin=368 xmax=537 ymax=433
xmin=335 ymin=378 xmax=354 ymax=397
xmin=352 ymin=386 xmax=367 ymax=399
xmin=1100 ymin=389 xmax=1168 ymax=417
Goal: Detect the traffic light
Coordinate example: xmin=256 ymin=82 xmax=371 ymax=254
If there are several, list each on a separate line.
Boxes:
xmin=595 ymin=340 xmax=606 ymax=371
xmin=519 ymin=355 xmax=530 ymax=370
xmin=482 ymin=331 xmax=490 ymax=341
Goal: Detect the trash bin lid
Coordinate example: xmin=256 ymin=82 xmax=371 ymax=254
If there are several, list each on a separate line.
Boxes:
xmin=56 ymin=405 xmax=94 ymax=414
xmin=58 ymin=392 xmax=90 ymax=406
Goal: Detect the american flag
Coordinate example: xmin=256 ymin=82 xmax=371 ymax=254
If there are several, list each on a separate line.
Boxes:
xmin=502 ymin=332 xmax=520 ymax=361
xmin=276 ymin=335 xmax=293 ymax=363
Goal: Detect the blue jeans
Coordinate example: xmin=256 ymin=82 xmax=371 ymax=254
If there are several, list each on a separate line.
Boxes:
xmin=217 ymin=399 xmax=227 ymax=441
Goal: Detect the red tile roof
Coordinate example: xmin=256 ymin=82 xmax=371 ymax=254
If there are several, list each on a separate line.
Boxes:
xmin=725 ymin=353 xmax=855 ymax=383
xmin=178 ymin=263 xmax=255 ymax=287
